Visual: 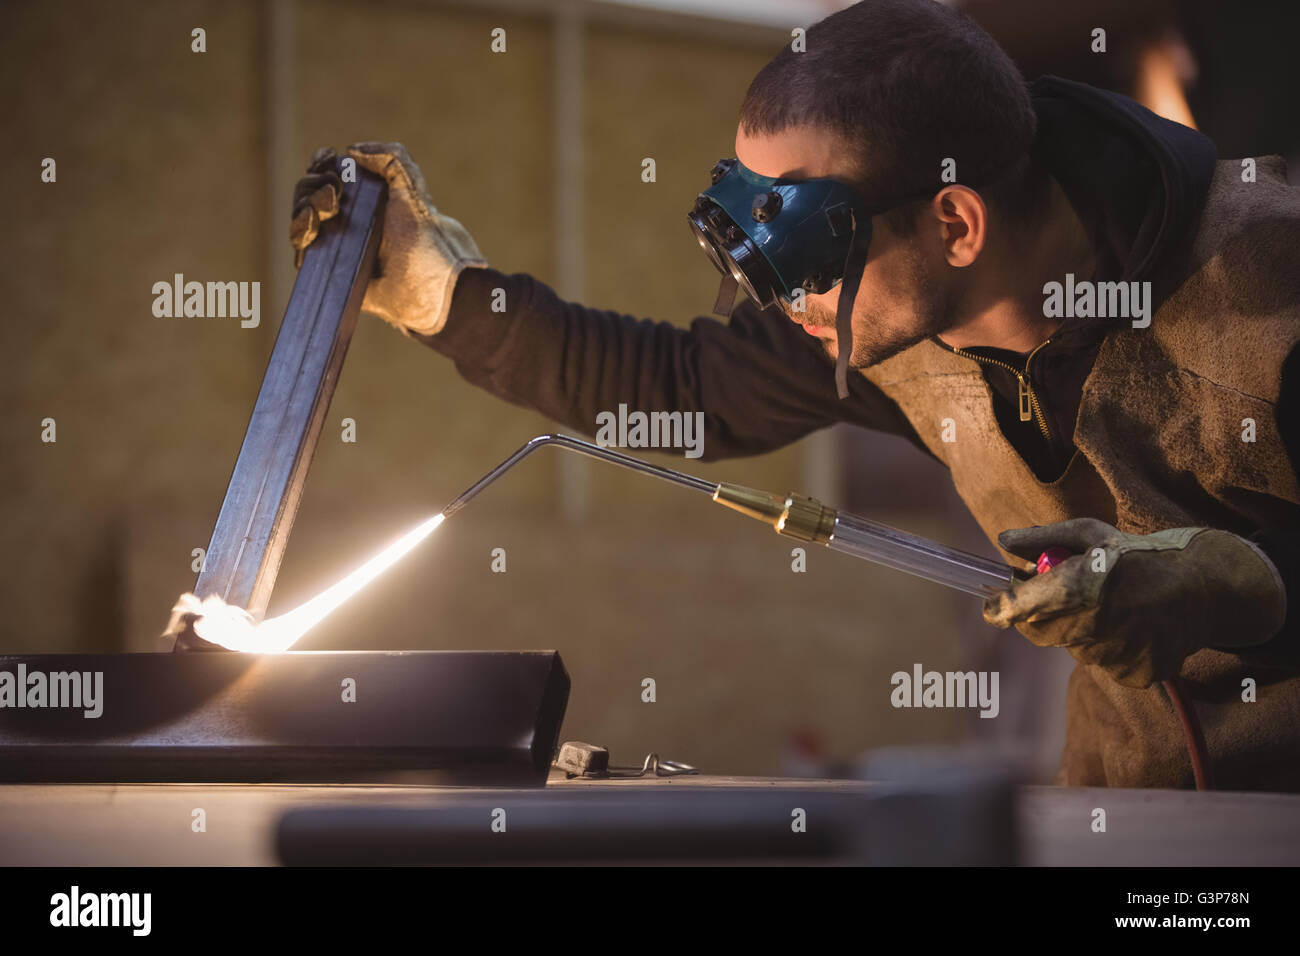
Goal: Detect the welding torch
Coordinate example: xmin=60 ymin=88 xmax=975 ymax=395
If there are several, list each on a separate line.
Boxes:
xmin=444 ymin=433 xmax=1027 ymax=596
xmin=450 ymin=434 xmax=1212 ymax=790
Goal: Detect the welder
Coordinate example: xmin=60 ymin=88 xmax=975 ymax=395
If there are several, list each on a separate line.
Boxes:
xmin=289 ymin=0 xmax=1300 ymax=790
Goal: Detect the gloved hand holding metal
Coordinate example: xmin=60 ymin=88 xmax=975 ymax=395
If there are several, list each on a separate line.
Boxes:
xmin=289 ymin=142 xmax=486 ymax=336
xmin=982 ymin=517 xmax=1286 ymax=688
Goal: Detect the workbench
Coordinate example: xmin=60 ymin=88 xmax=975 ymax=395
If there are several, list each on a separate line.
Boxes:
xmin=2 ymin=773 xmax=1297 ymax=866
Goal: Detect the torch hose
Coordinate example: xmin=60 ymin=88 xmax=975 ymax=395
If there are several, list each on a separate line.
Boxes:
xmin=1164 ymin=676 xmax=1213 ymax=790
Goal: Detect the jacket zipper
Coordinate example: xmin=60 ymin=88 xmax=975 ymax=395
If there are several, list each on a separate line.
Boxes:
xmin=949 ymin=339 xmax=1054 ymax=441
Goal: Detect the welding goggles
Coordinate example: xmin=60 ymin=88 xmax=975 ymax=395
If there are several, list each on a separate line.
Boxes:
xmin=688 ymin=158 xmax=933 ymax=398
xmin=688 ymin=157 xmax=875 ymax=316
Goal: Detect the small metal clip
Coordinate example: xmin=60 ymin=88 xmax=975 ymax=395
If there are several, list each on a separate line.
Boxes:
xmin=555 ymin=741 xmax=698 ymax=779
xmin=606 ymin=753 xmax=699 ymax=778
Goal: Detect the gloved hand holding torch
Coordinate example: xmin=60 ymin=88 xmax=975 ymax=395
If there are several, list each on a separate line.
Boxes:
xmin=290 ymin=142 xmax=486 ymax=336
xmin=982 ymin=518 xmax=1287 ymax=688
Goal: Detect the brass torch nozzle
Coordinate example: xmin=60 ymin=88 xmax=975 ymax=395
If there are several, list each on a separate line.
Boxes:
xmin=712 ymin=483 xmax=837 ymax=544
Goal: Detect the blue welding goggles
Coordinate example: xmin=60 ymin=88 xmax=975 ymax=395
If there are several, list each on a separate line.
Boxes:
xmin=688 ymin=157 xmax=873 ymax=316
xmin=689 ymin=157 xmax=918 ymax=398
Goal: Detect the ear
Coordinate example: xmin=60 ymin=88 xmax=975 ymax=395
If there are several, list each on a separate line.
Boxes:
xmin=931 ymin=185 xmax=987 ymax=267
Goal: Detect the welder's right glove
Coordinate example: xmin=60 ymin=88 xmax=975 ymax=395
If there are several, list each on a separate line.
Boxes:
xmin=289 ymin=142 xmax=487 ymax=336
xmin=981 ymin=518 xmax=1287 ymax=688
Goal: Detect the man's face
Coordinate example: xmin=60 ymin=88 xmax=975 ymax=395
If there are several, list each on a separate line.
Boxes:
xmin=734 ymin=124 xmax=954 ymax=369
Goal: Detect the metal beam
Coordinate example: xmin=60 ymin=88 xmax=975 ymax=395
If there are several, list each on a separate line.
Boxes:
xmin=188 ymin=163 xmax=385 ymax=628
xmin=0 ymin=651 xmax=569 ymax=785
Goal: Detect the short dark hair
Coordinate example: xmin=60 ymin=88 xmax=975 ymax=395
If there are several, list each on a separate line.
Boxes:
xmin=739 ymin=0 xmax=1042 ymax=235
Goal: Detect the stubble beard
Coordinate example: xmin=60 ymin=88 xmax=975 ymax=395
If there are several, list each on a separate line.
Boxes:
xmin=788 ymin=277 xmax=951 ymax=371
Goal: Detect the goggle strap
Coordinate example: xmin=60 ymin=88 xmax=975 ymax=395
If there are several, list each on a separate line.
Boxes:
xmin=712 ymin=273 xmax=739 ymax=317
xmin=834 ymin=213 xmax=870 ymax=399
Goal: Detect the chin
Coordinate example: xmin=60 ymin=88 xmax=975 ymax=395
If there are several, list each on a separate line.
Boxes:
xmin=848 ymin=333 xmax=927 ymax=370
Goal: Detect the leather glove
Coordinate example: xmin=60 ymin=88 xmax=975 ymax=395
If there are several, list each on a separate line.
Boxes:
xmin=982 ymin=518 xmax=1286 ymax=688
xmin=289 ymin=142 xmax=486 ymax=336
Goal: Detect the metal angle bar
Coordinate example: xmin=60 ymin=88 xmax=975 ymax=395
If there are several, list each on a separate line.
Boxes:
xmin=190 ymin=163 xmax=386 ymax=625
xmin=0 ymin=651 xmax=569 ymax=785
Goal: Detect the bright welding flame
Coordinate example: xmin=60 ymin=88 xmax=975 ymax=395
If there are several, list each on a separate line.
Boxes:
xmin=169 ymin=513 xmax=445 ymax=652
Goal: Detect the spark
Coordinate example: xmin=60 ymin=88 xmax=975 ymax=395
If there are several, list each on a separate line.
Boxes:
xmin=168 ymin=513 xmax=445 ymax=652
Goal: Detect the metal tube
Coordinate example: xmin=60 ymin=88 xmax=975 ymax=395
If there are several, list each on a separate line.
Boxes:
xmin=827 ymin=511 xmax=1017 ymax=597
xmin=440 ymin=434 xmax=718 ymax=517
xmin=189 ymin=161 xmax=386 ymax=628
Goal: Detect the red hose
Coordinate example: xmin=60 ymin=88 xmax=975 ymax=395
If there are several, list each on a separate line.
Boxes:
xmin=1033 ymin=550 xmax=1213 ymax=790
xmin=1163 ymin=676 xmax=1213 ymax=790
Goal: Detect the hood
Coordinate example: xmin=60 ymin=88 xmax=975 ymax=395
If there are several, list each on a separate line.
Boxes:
xmin=1029 ymin=74 xmax=1218 ymax=283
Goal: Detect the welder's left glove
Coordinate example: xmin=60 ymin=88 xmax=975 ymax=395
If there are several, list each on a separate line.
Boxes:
xmin=982 ymin=518 xmax=1286 ymax=688
xmin=289 ymin=142 xmax=486 ymax=336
